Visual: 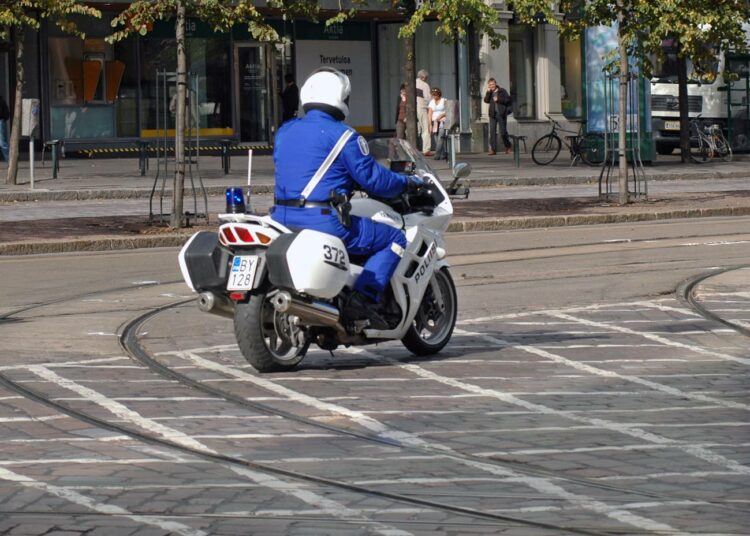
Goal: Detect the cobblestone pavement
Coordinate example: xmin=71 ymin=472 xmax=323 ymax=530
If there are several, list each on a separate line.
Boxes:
xmin=1 ymin=260 xmax=748 ymax=534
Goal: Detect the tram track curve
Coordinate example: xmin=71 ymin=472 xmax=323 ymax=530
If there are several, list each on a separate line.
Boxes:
xmin=0 ymin=361 xmax=608 ymax=536
xmin=677 ymin=264 xmax=750 ymax=339
xmin=119 ymin=295 xmax=748 ymax=515
xmin=0 ymin=280 xmax=618 ymax=535
xmin=1 ymin=249 xmax=748 ymax=533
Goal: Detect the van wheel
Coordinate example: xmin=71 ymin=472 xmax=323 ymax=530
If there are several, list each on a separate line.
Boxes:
xmin=402 ymin=268 xmax=457 ymax=355
xmin=234 ymin=289 xmax=309 ymax=372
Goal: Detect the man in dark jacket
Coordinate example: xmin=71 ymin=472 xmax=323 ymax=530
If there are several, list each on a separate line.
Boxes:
xmin=483 ymin=78 xmax=512 ymax=155
xmin=280 ymin=74 xmax=299 ymax=125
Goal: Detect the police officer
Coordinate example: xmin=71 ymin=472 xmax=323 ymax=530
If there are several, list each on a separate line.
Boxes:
xmin=271 ymin=68 xmax=424 ymax=329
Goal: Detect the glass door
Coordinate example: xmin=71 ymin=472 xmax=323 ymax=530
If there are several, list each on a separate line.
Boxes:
xmin=234 ymin=44 xmax=271 ymax=143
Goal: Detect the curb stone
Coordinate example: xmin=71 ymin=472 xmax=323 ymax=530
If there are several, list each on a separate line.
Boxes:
xmin=0 ymin=185 xmax=275 ymax=203
xmin=444 ymin=206 xmax=750 ymax=232
xmin=3 ymin=205 xmax=750 ymax=256
xmin=2 ymin=170 xmax=748 ymax=203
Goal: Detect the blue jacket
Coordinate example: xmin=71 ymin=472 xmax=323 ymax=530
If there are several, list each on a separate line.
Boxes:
xmin=273 ymin=109 xmax=407 ymax=203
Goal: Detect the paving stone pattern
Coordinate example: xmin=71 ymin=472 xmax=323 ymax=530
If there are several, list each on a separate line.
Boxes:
xmin=0 ymin=275 xmax=748 ymax=534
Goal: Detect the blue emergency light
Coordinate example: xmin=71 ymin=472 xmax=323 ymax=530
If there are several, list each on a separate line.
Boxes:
xmin=225 ymin=187 xmax=246 ymax=213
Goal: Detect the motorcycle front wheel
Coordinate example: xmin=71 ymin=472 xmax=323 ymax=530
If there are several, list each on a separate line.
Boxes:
xmin=402 ymin=268 xmax=457 ymax=356
xmin=234 ymin=289 xmax=310 ymax=373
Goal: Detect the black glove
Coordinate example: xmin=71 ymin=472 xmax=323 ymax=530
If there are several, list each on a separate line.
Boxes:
xmin=407 ymin=175 xmax=426 ymax=193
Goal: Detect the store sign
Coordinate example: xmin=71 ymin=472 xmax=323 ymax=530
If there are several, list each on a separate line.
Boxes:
xmin=295 ymin=21 xmax=373 ymax=132
xmin=296 ymin=41 xmax=374 ymax=132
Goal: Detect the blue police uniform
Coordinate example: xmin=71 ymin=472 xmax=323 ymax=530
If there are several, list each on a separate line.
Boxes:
xmin=271 ymin=109 xmax=408 ymax=301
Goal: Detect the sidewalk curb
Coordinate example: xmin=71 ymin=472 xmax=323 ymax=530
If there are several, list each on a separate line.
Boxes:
xmin=3 ymin=205 xmax=749 ymax=256
xmin=466 ymin=170 xmax=749 ymax=188
xmin=446 ymin=205 xmax=750 ymax=232
xmin=0 ymin=185 xmax=275 ymax=203
xmin=2 ymin=170 xmax=748 ymax=203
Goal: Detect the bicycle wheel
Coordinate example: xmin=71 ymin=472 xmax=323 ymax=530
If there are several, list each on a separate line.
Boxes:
xmin=532 ymin=134 xmax=562 ymax=165
xmin=689 ymin=134 xmax=709 ymax=163
xmin=578 ymin=134 xmax=601 ymax=166
xmin=714 ymin=132 xmax=732 ymax=162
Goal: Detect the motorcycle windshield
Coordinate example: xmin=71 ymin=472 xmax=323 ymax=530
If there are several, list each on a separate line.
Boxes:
xmin=369 ymin=138 xmax=436 ymax=178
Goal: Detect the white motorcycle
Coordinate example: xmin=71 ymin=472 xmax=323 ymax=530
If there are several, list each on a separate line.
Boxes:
xmin=178 ymin=138 xmax=470 ymax=372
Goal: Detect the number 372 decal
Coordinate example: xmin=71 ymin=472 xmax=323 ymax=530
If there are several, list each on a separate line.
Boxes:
xmin=322 ymin=244 xmax=347 ymax=271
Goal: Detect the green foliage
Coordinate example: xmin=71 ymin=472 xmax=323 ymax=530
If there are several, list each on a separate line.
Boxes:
xmin=0 ymin=0 xmax=101 ymax=40
xmin=512 ymin=0 xmax=750 ymax=79
xmin=107 ymin=0 xmax=320 ymax=43
xmin=397 ymin=0 xmax=503 ymax=48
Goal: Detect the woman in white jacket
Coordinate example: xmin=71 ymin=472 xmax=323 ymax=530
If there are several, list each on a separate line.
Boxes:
xmin=427 ymin=87 xmax=447 ymax=160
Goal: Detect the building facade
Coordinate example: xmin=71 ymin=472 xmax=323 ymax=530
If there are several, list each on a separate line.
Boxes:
xmin=473 ymin=4 xmax=584 ymax=151
xmin=0 ymin=3 xmax=581 ymax=153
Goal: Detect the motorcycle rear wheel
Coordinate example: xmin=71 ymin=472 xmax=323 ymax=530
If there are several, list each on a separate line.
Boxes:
xmin=234 ymin=289 xmax=309 ymax=373
xmin=402 ymin=268 xmax=457 ymax=356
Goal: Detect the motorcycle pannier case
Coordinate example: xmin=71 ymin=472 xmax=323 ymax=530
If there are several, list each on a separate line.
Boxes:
xmin=179 ymin=231 xmax=231 ymax=292
xmin=265 ymin=230 xmax=349 ymax=299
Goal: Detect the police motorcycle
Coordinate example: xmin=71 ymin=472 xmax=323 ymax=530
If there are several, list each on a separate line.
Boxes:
xmin=178 ymin=138 xmax=471 ymax=372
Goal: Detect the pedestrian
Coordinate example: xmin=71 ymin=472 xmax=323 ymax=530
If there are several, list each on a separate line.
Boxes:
xmin=280 ymin=73 xmax=299 ymax=124
xmin=427 ymin=87 xmax=447 ymax=160
xmin=484 ymin=78 xmax=512 ymax=155
xmin=0 ymin=94 xmax=11 ymax=162
xmin=395 ymin=83 xmax=407 ymax=140
xmin=416 ymin=69 xmax=432 ymax=155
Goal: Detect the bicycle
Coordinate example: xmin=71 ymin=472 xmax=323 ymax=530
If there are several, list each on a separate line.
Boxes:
xmin=531 ymin=113 xmax=600 ymax=166
xmin=689 ymin=116 xmax=732 ymax=163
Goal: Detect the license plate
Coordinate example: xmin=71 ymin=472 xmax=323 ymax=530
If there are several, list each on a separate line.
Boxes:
xmin=663 ymin=120 xmax=680 ymax=130
xmin=227 ymin=256 xmax=259 ymax=290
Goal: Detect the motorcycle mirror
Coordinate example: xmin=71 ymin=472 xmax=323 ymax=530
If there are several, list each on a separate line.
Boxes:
xmin=452 ymin=162 xmax=472 ymax=179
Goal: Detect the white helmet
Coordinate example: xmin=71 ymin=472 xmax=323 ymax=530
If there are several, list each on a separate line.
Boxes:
xmin=300 ymin=68 xmax=351 ymax=120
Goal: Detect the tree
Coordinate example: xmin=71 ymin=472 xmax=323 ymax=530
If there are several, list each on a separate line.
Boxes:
xmin=0 ymin=1 xmax=101 ymax=185
xmin=514 ymin=0 xmax=750 ymax=204
xmin=108 ymin=0 xmax=317 ymax=228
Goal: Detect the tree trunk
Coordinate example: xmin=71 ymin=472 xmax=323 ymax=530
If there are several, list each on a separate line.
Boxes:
xmin=617 ymin=15 xmax=629 ymax=206
xmin=404 ymin=35 xmax=417 ymax=148
xmin=7 ymin=29 xmax=24 ymax=185
xmin=676 ymin=51 xmax=690 ymax=162
xmin=170 ymin=2 xmax=187 ymax=229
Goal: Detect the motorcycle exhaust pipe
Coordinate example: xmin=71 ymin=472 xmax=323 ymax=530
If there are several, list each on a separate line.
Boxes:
xmin=197 ymin=291 xmax=234 ymax=319
xmin=271 ymin=291 xmax=344 ymax=332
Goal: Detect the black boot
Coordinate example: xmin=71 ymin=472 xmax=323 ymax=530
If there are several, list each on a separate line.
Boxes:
xmin=341 ymin=291 xmax=389 ymax=330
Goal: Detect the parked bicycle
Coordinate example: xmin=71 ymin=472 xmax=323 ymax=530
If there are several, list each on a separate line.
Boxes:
xmin=690 ymin=116 xmax=732 ymax=163
xmin=532 ymin=114 xmax=600 ymax=166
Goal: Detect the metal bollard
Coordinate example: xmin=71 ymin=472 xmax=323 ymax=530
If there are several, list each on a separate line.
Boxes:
xmin=137 ymin=141 xmax=150 ymax=176
xmin=448 ymin=133 xmax=460 ymax=169
xmin=51 ymin=141 xmax=61 ymax=179
xmin=221 ymin=140 xmax=231 ymax=175
xmin=512 ymin=136 xmax=521 ymax=168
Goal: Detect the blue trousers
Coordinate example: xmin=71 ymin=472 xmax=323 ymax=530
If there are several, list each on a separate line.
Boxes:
xmin=271 ymin=206 xmax=406 ymax=301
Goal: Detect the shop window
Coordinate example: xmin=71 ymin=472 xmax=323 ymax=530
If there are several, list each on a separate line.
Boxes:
xmin=376 ymin=21 xmax=456 ymax=131
xmin=140 ymin=36 xmax=231 ymax=136
xmin=508 ymin=24 xmax=535 ymax=119
xmin=48 ymin=15 xmax=136 ymax=139
xmin=560 ymin=37 xmax=583 ymax=119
